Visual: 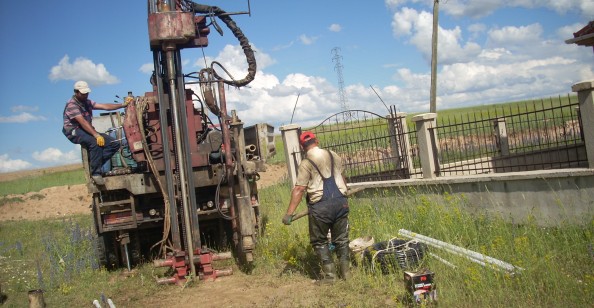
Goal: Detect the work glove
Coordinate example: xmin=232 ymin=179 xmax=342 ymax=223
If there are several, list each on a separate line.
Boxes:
xmin=282 ymin=214 xmax=294 ymax=226
xmin=123 ymin=96 xmax=134 ymax=107
xmin=95 ymin=135 xmax=105 ymax=147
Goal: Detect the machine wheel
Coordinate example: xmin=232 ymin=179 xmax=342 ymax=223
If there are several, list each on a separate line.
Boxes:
xmin=233 ymin=231 xmax=255 ymax=273
xmin=94 ymin=233 xmax=118 ymax=269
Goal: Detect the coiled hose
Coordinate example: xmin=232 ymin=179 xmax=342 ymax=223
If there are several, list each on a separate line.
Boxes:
xmin=190 ymin=2 xmax=257 ymax=87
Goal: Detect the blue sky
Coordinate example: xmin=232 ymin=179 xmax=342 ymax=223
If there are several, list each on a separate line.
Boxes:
xmin=0 ymin=0 xmax=593 ymax=172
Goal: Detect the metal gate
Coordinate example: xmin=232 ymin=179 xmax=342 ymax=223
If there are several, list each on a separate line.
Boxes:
xmin=303 ymin=107 xmax=411 ymax=183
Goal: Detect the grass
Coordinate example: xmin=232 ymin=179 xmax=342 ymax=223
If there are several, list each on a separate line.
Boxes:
xmin=266 ymin=135 xmax=287 ymax=165
xmin=0 ymin=215 xmax=166 ymax=307
xmin=0 ymin=167 xmax=592 ymax=306
xmin=428 ymin=94 xmax=577 ymax=127
xmin=0 ymin=169 xmax=86 ymax=197
xmin=256 ymin=182 xmax=594 ymax=306
xmin=0 ymin=197 xmax=24 ymax=207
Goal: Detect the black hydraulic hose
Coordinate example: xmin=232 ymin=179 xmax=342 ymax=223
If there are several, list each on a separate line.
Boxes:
xmin=191 ymin=2 xmax=256 ymax=87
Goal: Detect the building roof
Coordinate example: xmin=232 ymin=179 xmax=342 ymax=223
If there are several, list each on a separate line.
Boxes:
xmin=565 ymin=21 xmax=594 ymax=48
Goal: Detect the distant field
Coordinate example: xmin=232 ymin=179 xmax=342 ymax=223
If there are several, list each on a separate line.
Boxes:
xmin=0 ymin=164 xmax=85 ymax=196
xmin=0 ymin=163 xmax=83 ymax=182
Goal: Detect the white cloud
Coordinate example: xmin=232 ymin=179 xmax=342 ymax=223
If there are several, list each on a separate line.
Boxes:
xmin=48 ymin=55 xmax=119 ymax=85
xmin=468 ymin=23 xmax=487 ymax=40
xmin=385 ymin=0 xmax=594 ymax=18
xmin=329 ymin=24 xmax=342 ymax=32
xmin=478 ymin=48 xmax=511 ymax=61
xmin=385 ymin=0 xmax=421 ymax=10
xmin=180 ymin=12 xmax=593 ymax=131
xmin=192 ymin=45 xmax=276 ymax=83
xmin=139 ymin=63 xmax=154 ymax=74
xmin=391 ymin=7 xmax=418 ymax=36
xmin=439 ymin=0 xmax=502 ymax=18
xmin=557 ymin=23 xmax=585 ymax=40
xmin=224 ymin=72 xmax=341 ymax=127
xmin=392 ymin=8 xmax=481 ymax=64
xmin=487 ymin=24 xmax=543 ymax=49
xmin=32 ymin=147 xmax=80 ymax=163
xmin=186 ymin=43 xmax=342 ymax=126
xmin=0 ymin=154 xmax=32 ymax=173
xmin=299 ymin=34 xmax=318 ymax=45
xmin=272 ymin=41 xmax=294 ymax=51
xmin=0 ymin=112 xmax=47 ymax=123
xmin=390 ymin=55 xmax=586 ymax=110
xmin=10 ymin=105 xmax=38 ymax=113
xmin=386 ymin=5 xmax=594 ymax=111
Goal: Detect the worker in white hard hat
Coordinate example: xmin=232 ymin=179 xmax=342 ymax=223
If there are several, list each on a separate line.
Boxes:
xmin=62 ymin=81 xmax=129 ymax=185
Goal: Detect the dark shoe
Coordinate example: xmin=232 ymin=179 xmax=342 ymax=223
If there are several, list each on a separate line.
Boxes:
xmin=92 ymin=175 xmax=105 ymax=186
xmin=321 ymin=263 xmax=337 ymax=282
xmin=313 ymin=263 xmax=336 ymax=285
xmin=336 ymin=245 xmax=351 ymax=280
xmin=315 ymin=245 xmax=337 ymax=284
xmin=339 ymin=260 xmax=351 ymax=280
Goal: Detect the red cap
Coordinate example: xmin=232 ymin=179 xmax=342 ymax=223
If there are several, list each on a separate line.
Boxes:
xmin=299 ymin=131 xmax=316 ymax=146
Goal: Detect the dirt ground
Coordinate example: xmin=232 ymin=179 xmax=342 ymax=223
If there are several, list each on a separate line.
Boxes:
xmin=0 ymin=163 xmax=287 ymax=222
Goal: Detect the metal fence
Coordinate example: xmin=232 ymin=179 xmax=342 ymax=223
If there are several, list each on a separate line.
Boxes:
xmin=308 ymin=106 xmax=411 ymax=183
xmin=287 ymin=94 xmax=586 ymax=183
xmin=432 ymin=95 xmax=586 ymax=176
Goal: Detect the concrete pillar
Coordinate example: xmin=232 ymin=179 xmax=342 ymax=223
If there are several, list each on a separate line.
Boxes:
xmin=494 ymin=118 xmax=510 ymax=156
xmin=412 ymin=113 xmax=438 ymax=179
xmin=572 ymin=80 xmax=594 ymax=168
xmin=280 ymin=124 xmax=301 ymax=187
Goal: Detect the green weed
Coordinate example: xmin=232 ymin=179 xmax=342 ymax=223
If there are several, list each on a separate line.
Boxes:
xmin=0 ymin=197 xmax=23 ymax=207
xmin=256 ymin=182 xmax=594 ymax=306
xmin=0 ymin=168 xmax=85 ymax=197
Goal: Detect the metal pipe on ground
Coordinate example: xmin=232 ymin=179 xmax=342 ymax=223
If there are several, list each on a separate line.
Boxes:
xmin=398 ymin=229 xmax=523 ymax=274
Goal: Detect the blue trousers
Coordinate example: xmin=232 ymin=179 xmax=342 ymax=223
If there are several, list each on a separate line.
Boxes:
xmin=68 ymin=128 xmax=120 ymax=175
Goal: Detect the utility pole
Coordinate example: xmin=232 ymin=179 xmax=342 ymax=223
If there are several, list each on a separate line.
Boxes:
xmin=429 ymin=0 xmax=439 ymax=113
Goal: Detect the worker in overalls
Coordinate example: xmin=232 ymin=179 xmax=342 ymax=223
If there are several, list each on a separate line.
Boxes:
xmin=282 ymin=131 xmax=350 ymax=283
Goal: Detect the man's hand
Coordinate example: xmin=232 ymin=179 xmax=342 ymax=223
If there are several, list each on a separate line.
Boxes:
xmin=95 ymin=135 xmax=105 ymax=147
xmin=282 ymin=214 xmax=294 ymax=225
xmin=123 ymin=96 xmax=134 ymax=107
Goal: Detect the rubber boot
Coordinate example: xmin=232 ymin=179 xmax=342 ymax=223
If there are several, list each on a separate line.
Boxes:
xmin=336 ymin=245 xmax=351 ymax=280
xmin=315 ymin=245 xmax=336 ymax=284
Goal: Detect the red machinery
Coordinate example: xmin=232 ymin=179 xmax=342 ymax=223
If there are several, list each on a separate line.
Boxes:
xmin=84 ymin=0 xmax=265 ymax=284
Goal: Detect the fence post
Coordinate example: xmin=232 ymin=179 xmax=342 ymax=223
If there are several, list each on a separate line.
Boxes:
xmin=572 ymin=80 xmax=594 ymax=168
xmin=494 ymin=117 xmax=510 ymax=156
xmin=280 ymin=124 xmax=301 ymax=187
xmin=412 ymin=113 xmax=438 ymax=179
xmin=388 ymin=112 xmax=414 ymax=177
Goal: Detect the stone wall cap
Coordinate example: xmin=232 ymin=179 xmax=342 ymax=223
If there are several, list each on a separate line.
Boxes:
xmin=412 ymin=113 xmax=437 ymax=121
xmin=279 ymin=124 xmax=300 ymax=131
xmin=572 ymin=80 xmax=594 ymax=92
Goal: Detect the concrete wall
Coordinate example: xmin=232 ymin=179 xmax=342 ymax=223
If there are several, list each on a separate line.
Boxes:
xmin=348 ymin=168 xmax=594 ymax=226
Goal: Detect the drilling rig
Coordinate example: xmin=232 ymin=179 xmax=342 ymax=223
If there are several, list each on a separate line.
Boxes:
xmin=84 ymin=0 xmax=270 ymax=284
